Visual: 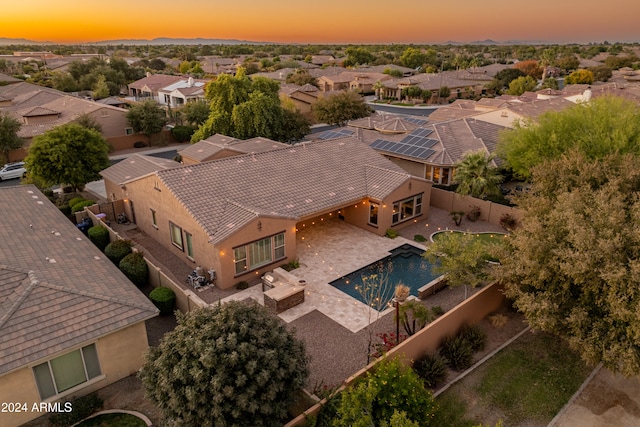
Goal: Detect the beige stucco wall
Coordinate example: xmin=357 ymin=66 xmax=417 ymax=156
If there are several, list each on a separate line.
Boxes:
xmin=385 ymin=156 xmax=429 ymax=179
xmin=0 ymin=322 xmax=149 ymax=427
xmin=430 ymin=188 xmax=521 ymax=227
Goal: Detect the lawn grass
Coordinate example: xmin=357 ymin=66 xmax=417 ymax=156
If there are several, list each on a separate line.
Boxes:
xmin=431 ymin=230 xmax=507 ymax=262
xmin=433 ymin=331 xmax=592 ymax=426
xmin=76 ymin=413 xmax=146 ymax=427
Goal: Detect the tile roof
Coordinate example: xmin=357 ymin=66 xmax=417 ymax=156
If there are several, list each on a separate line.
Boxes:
xmin=127 ymin=73 xmax=184 ymax=92
xmin=158 ymin=137 xmax=419 ymax=244
xmin=0 ymin=186 xmax=158 ymax=375
xmin=178 ymin=135 xmax=287 ymax=162
xmin=100 ymin=154 xmax=181 ymax=185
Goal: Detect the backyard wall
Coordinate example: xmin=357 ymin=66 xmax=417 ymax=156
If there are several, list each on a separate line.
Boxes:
xmin=430 ymin=188 xmax=521 ymax=226
xmin=285 ymin=281 xmax=507 ymax=426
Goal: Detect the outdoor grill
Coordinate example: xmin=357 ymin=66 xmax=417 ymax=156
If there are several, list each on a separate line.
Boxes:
xmin=262 ymin=272 xmax=277 ymax=291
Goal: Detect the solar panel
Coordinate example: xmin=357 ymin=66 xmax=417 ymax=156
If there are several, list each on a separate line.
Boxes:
xmin=421 ymin=149 xmax=435 ymax=159
xmin=317 ymin=129 xmax=354 ymax=140
xmin=423 ymin=138 xmax=438 ymax=148
xmin=402 ymin=116 xmax=428 ymax=126
xmin=409 ymin=128 xmax=433 ymax=137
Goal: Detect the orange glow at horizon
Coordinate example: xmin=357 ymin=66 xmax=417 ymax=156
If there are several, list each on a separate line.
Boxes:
xmin=2 ymin=1 xmax=639 ymax=44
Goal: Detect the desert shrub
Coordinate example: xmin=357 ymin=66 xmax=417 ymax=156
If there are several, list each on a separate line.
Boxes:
xmin=149 ymin=286 xmax=176 ymax=315
xmin=87 ymin=225 xmax=110 ymax=251
xmin=466 ymin=205 xmax=481 ymax=221
xmin=49 ymin=393 xmax=103 ymax=426
xmin=451 ymin=210 xmax=464 ymax=226
xmin=104 ymin=239 xmax=133 ymax=265
xmin=440 ymin=335 xmax=473 ymax=371
xmin=414 ymin=352 xmax=447 ymax=388
xmin=385 ymin=228 xmax=398 ymax=238
xmin=119 ymin=252 xmax=148 ymax=287
xmin=432 ymin=306 xmax=445 ymax=316
xmin=499 ymin=213 xmax=518 ymax=230
xmin=133 ymin=141 xmax=147 ymax=148
xmin=413 ymin=234 xmax=427 ymax=242
xmin=67 ymin=196 xmax=85 ymax=208
xmin=71 ymin=200 xmax=96 ymax=213
xmin=171 ymin=124 xmax=196 ymax=142
xmin=489 ymin=313 xmax=508 ymax=328
xmin=459 ymin=324 xmax=487 ymax=352
xmin=58 ymin=205 xmax=72 ymax=216
xmin=235 ymin=280 xmax=249 ymax=290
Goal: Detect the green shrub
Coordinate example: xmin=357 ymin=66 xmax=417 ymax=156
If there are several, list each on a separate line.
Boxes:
xmin=119 ymin=252 xmax=148 ymax=287
xmin=459 ymin=324 xmax=487 ymax=352
xmin=68 ymin=196 xmax=85 ymax=208
xmin=235 ymin=281 xmax=249 ymax=290
xmin=71 ymin=200 xmax=96 ymax=214
xmin=58 ymin=205 xmax=72 ymax=216
xmin=171 ymin=125 xmax=196 ymax=142
xmin=385 ymin=228 xmax=398 ymax=239
xmin=49 ymin=393 xmax=103 ymax=426
xmin=414 ymin=352 xmax=447 ymax=388
xmin=281 ymin=259 xmax=300 ymax=271
xmin=413 ymin=234 xmax=427 ymax=242
xmin=149 ymin=286 xmax=176 ymax=315
xmin=440 ymin=335 xmax=474 ymax=371
xmin=133 ymin=141 xmax=147 ymax=148
xmin=104 ymin=239 xmax=133 ymax=265
xmin=432 ymin=306 xmax=445 ymax=316
xmin=88 ymin=225 xmax=110 ymax=251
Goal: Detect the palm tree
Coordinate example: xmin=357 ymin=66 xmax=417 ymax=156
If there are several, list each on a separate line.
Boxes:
xmin=372 ymin=80 xmax=385 ymax=100
xmin=453 ymin=151 xmax=504 ymax=199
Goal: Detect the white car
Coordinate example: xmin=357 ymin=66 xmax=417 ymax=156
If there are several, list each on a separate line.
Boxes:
xmin=0 ymin=162 xmax=26 ymax=181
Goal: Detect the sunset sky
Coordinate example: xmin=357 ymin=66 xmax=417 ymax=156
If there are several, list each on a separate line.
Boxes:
xmin=2 ymin=0 xmax=638 ymax=44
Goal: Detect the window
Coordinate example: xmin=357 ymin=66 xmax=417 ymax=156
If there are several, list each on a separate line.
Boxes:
xmin=185 ymin=232 xmax=193 ymax=259
xmin=392 ymin=194 xmax=424 ymax=225
xmin=125 ymin=128 xmax=134 ymax=135
xmin=100 ymin=110 xmax=109 ymax=117
xmin=169 ymin=222 xmax=183 ymax=250
xmin=369 ymin=202 xmax=379 ymax=226
xmin=151 ymin=209 xmax=157 ymax=228
xmin=233 ymin=232 xmax=286 ymax=275
xmin=33 ymin=344 xmax=101 ymax=400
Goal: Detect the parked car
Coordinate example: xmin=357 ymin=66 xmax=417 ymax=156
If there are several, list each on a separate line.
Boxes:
xmin=0 ymin=162 xmax=26 ymax=181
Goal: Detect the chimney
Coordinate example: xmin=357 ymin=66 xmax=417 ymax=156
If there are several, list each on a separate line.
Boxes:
xmin=187 ymin=77 xmax=194 ymax=87
xmin=583 ymin=87 xmax=592 ymax=103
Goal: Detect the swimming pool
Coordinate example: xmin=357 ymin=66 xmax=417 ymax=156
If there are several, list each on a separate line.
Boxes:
xmin=329 ymin=244 xmax=440 ymax=308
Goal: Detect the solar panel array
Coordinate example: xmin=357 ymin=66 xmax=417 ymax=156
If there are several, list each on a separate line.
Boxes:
xmin=401 ymin=116 xmax=428 ymax=126
xmin=316 ymin=128 xmax=354 ymax=140
xmin=368 ymin=126 xmax=439 ymax=160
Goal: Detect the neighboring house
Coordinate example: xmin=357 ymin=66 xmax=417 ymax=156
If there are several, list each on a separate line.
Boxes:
xmin=325 ymin=113 xmax=506 ymax=186
xmin=0 ymin=82 xmax=141 ymax=160
xmin=178 ymin=135 xmax=288 ymax=165
xmin=280 ymin=83 xmax=325 ymax=114
xmin=127 ymin=73 xmax=184 ymax=101
xmin=100 ymin=137 xmax=431 ymax=289
xmin=317 ymin=71 xmax=390 ymax=93
xmin=0 ymin=185 xmax=158 ymax=427
xmin=156 ymin=77 xmax=208 ymax=107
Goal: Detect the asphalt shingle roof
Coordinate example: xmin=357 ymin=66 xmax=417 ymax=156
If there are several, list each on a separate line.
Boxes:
xmin=0 ymin=186 xmax=158 ymax=375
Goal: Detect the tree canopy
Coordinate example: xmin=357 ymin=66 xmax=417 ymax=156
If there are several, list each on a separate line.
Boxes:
xmin=505 ymin=76 xmax=537 ymax=96
xmin=564 ymin=69 xmax=594 ymax=85
xmin=191 ymin=68 xmax=310 ymax=143
xmin=126 ymin=99 xmax=167 ymax=141
xmin=453 ymin=151 xmax=503 ymax=199
xmin=497 ymin=152 xmax=640 ymax=376
xmin=25 ymin=123 xmax=110 ymax=191
xmin=312 ymin=91 xmax=372 ymax=126
xmin=497 ymin=96 xmax=640 ymax=179
xmin=139 ymin=301 xmax=309 ymax=426
xmin=0 ymin=112 xmax=23 ymax=163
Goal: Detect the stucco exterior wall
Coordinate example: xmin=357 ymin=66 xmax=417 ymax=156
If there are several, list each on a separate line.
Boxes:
xmin=0 ymin=322 xmax=149 ymax=427
xmin=430 ymin=188 xmax=521 ymax=226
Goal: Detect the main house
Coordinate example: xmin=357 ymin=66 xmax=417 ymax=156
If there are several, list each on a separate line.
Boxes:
xmin=0 ymin=186 xmax=158 ymax=427
xmin=101 ymin=137 xmax=431 ymax=289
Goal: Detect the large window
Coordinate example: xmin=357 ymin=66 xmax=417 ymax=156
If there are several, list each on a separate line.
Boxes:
xmin=33 ymin=344 xmax=101 ymax=400
xmin=185 ymin=232 xmax=194 ymax=259
xmin=234 ymin=232 xmax=286 ymax=275
xmin=170 ymin=222 xmax=183 ymax=250
xmin=392 ymin=194 xmax=423 ymax=224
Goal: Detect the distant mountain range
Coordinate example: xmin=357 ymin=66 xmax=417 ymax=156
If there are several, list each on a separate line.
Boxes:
xmin=0 ymin=37 xmax=52 ymax=45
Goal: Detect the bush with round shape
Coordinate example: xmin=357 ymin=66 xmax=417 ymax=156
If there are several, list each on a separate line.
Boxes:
xmin=459 ymin=324 xmax=487 ymax=352
xmin=138 ymin=301 xmax=309 ymax=426
xmin=71 ymin=200 xmax=96 ymax=214
xmin=440 ymin=335 xmax=473 ymax=371
xmin=149 ymin=286 xmax=176 ymax=315
xmin=119 ymin=252 xmax=148 ymax=287
xmin=87 ymin=225 xmax=110 ymax=251
xmin=68 ymin=196 xmax=86 ymax=208
xmin=58 ymin=205 xmax=72 ymax=216
xmin=414 ymin=352 xmax=447 ymax=389
xmin=104 ymin=239 xmax=133 ymax=265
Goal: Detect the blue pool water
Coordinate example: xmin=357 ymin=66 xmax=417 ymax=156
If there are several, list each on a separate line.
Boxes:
xmin=329 ymin=244 xmax=440 ymax=308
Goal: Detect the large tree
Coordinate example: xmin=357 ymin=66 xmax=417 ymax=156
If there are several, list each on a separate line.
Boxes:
xmin=498 ymin=95 xmax=640 ymax=179
xmin=312 ymin=91 xmax=372 ymax=126
xmin=139 ymin=301 xmax=309 ymax=426
xmin=497 ymin=152 xmax=640 ymax=376
xmin=25 ymin=123 xmax=110 ymax=191
xmin=453 ymin=151 xmax=504 ymax=199
xmin=192 ymin=68 xmax=309 ymax=143
xmin=126 ymin=99 xmax=167 ymax=143
xmin=505 ymin=76 xmax=537 ymax=96
xmin=0 ymin=112 xmax=23 ymax=163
